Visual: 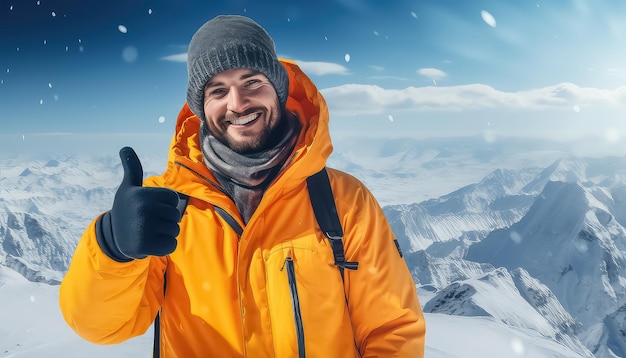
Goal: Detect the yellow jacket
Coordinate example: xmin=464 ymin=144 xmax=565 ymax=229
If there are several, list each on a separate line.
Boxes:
xmin=59 ymin=60 xmax=426 ymax=357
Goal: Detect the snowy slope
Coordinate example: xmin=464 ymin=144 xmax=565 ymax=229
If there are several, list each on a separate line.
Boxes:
xmin=423 ymin=267 xmax=590 ymax=355
xmin=0 ymin=266 xmax=153 ymax=357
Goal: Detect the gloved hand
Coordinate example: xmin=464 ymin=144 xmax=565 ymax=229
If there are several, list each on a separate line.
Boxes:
xmin=96 ymin=147 xmax=181 ymax=262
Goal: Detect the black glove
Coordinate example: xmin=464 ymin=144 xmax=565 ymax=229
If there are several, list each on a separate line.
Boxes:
xmin=96 ymin=147 xmax=181 ymax=262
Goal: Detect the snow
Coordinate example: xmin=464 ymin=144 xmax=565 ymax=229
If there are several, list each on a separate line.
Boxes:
xmin=0 ymin=266 xmax=152 ymax=357
xmin=0 ymin=265 xmax=586 ymax=358
xmin=425 ymin=314 xmax=585 ymax=357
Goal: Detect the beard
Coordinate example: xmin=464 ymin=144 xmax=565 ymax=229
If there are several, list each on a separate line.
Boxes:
xmin=202 ymin=107 xmax=289 ymax=155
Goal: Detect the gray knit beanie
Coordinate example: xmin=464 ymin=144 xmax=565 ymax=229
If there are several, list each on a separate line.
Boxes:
xmin=186 ymin=15 xmax=289 ymax=121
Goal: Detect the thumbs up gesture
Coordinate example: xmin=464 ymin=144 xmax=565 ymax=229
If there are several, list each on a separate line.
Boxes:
xmin=96 ymin=147 xmax=181 ymax=262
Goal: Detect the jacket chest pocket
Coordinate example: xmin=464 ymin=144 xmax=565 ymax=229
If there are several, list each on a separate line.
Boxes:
xmin=264 ymin=234 xmax=349 ymax=357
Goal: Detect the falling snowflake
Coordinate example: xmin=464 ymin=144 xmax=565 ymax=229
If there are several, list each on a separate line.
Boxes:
xmin=48 ymin=82 xmax=52 ymax=88
xmin=9 ymin=5 xmax=13 ymax=10
xmin=122 ymin=46 xmax=138 ymax=62
xmin=411 ymin=12 xmax=417 ymax=18
xmin=118 ymin=25 xmax=128 ymax=34
xmin=51 ymin=11 xmax=56 ymax=17
xmin=481 ymin=10 xmax=497 ymax=27
xmin=605 ymin=128 xmax=621 ymax=143
xmin=148 ymin=8 xmax=152 ymax=15
xmin=510 ymin=231 xmax=523 ymax=244
xmin=388 ymin=115 xmax=394 ymax=122
xmin=573 ymin=239 xmax=589 ymax=253
xmin=39 ymin=99 xmax=44 ymax=105
xmin=158 ymin=116 xmax=166 ymax=124
xmin=43 ymin=39 xmax=47 ymax=45
xmin=344 ymin=53 xmax=350 ymax=62
xmin=510 ymin=338 xmax=525 ymax=355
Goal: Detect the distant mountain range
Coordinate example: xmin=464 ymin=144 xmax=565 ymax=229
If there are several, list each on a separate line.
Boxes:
xmin=387 ymin=152 xmax=626 ymax=357
xmin=1 ymin=136 xmax=625 ymax=357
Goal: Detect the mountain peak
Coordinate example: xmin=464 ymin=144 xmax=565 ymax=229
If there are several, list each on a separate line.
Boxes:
xmin=19 ymin=168 xmax=32 ymax=177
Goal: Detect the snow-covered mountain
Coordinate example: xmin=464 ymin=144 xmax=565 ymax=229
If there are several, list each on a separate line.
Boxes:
xmin=388 ymin=154 xmax=626 ymax=357
xmin=423 ymin=267 xmax=590 ymax=355
xmin=0 ymin=154 xmax=166 ymax=282
xmin=2 ymin=136 xmax=626 ymax=357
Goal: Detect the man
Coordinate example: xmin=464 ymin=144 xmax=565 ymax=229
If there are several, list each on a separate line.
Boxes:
xmin=59 ymin=15 xmax=425 ymax=357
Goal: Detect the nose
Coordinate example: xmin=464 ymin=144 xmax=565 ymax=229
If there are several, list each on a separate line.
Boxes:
xmin=226 ymin=85 xmax=247 ymax=113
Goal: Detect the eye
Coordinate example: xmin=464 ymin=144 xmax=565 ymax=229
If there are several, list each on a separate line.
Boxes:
xmin=244 ymin=78 xmax=263 ymax=87
xmin=207 ymin=88 xmax=227 ymax=98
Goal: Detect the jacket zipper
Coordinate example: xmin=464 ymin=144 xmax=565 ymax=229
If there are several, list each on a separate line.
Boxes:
xmin=284 ymin=257 xmax=306 ymax=358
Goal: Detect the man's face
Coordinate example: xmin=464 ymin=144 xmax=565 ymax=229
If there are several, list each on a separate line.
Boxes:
xmin=203 ymin=68 xmax=282 ymax=154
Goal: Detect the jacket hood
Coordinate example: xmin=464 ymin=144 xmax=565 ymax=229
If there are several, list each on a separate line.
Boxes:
xmin=163 ymin=59 xmax=333 ymax=190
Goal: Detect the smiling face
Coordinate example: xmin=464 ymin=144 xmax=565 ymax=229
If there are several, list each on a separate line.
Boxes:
xmin=202 ymin=68 xmax=283 ymax=154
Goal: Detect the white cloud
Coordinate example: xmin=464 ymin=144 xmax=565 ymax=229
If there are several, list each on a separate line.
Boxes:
xmin=294 ymin=60 xmax=349 ymax=75
xmin=161 ymin=53 xmax=187 ymax=62
xmin=321 ymin=82 xmax=626 ymax=114
xmin=417 ymin=68 xmax=448 ymax=81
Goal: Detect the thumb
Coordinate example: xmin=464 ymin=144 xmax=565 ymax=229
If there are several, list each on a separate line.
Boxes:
xmin=119 ymin=146 xmax=144 ymax=188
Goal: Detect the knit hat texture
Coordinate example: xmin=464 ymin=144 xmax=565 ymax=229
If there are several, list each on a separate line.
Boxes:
xmin=186 ymin=15 xmax=289 ymax=121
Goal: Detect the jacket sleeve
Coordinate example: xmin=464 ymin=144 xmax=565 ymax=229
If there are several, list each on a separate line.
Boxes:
xmin=59 ymin=214 xmax=167 ymax=344
xmin=333 ymin=171 xmax=426 ymax=357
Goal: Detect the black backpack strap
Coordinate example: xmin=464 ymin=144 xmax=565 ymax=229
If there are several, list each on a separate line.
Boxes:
xmin=153 ymin=309 xmax=162 ymax=357
xmin=176 ymin=193 xmax=189 ymax=220
xmin=214 ymin=206 xmax=244 ymax=237
xmin=306 ymin=168 xmax=359 ymax=280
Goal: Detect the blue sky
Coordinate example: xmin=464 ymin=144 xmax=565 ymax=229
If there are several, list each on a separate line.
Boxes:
xmin=1 ymin=0 xmax=626 ymax=154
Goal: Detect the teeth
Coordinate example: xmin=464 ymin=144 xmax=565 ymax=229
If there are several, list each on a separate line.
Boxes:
xmin=230 ymin=113 xmax=259 ymax=125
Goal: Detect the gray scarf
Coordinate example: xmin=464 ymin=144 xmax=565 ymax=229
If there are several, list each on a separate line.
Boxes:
xmin=200 ymin=114 xmax=301 ymax=223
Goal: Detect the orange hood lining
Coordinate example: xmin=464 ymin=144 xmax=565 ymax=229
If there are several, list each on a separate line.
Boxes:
xmin=163 ymin=59 xmax=333 ymax=184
